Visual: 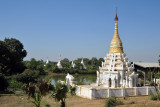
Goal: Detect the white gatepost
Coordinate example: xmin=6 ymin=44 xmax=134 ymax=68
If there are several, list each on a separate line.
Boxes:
xmin=146 ymin=86 xmax=149 ymax=95
xmin=108 ymin=89 xmax=110 ymax=97
xmin=135 ymin=87 xmax=138 ymax=96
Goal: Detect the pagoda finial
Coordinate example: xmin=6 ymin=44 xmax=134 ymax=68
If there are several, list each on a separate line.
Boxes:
xmin=115 ymin=8 xmax=118 ymax=21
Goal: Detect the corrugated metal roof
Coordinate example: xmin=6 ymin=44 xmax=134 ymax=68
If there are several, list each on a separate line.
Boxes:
xmin=134 ymin=62 xmax=160 ymax=68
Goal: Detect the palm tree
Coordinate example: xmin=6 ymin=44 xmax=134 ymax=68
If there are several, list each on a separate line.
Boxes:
xmin=52 ymin=83 xmax=68 ymax=107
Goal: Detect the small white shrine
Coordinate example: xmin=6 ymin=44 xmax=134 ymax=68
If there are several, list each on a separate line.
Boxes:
xmin=57 ymin=55 xmax=63 ymax=68
xmin=75 ymin=12 xmax=155 ymax=99
xmin=66 ymin=73 xmax=75 ymax=86
xmin=44 ymin=57 xmax=49 ymax=66
xmin=72 ymin=61 xmax=76 ymax=68
xmin=81 ymin=58 xmax=86 ymax=69
xmin=57 ymin=60 xmax=63 ymax=68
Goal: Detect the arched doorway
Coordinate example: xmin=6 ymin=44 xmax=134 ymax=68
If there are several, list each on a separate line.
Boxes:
xmin=109 ymin=78 xmax=111 ymax=87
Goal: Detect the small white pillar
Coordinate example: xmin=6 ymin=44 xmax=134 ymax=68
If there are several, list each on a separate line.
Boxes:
xmin=146 ymin=86 xmax=149 ymax=95
xmin=121 ymin=88 xmax=125 ymax=97
xmin=129 ymin=77 xmax=133 ymax=88
xmin=108 ymin=89 xmax=110 ymax=97
xmin=135 ymin=87 xmax=138 ymax=96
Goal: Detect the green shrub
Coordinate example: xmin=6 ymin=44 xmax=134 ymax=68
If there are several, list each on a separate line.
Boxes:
xmin=9 ymin=79 xmax=25 ymax=89
xmin=116 ymin=100 xmax=124 ymax=105
xmin=128 ymin=101 xmax=135 ymax=104
xmin=106 ymin=97 xmax=117 ymax=107
xmin=45 ymin=103 xmax=50 ymax=107
xmin=69 ymin=86 xmax=76 ymax=95
xmin=16 ymin=69 xmax=39 ymax=84
xmin=150 ymin=94 xmax=158 ymax=100
xmin=106 ymin=97 xmax=124 ymax=107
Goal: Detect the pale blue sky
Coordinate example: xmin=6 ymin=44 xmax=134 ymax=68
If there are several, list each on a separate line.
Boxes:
xmin=0 ymin=0 xmax=159 ymax=62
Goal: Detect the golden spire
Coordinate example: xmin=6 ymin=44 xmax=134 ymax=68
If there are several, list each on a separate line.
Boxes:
xmin=109 ymin=11 xmax=124 ymax=53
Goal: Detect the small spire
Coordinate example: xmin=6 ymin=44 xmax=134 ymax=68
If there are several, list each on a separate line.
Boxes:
xmin=59 ymin=54 xmax=62 ymax=60
xmin=115 ymin=8 xmax=118 ymax=21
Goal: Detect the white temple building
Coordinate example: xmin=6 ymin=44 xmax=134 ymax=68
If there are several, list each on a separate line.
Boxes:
xmin=44 ymin=57 xmax=49 ymax=66
xmin=66 ymin=73 xmax=75 ymax=86
xmin=57 ymin=55 xmax=63 ymax=68
xmin=75 ymin=12 xmax=155 ymax=99
xmin=97 ymin=13 xmax=140 ymax=88
xmin=72 ymin=61 xmax=76 ymax=68
xmin=81 ymin=58 xmax=86 ymax=69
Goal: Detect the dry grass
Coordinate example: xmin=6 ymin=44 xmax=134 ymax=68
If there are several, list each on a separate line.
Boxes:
xmin=1 ymin=93 xmax=160 ymax=107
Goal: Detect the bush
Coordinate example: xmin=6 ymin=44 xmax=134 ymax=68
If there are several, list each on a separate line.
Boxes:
xmin=106 ymin=97 xmax=117 ymax=107
xmin=45 ymin=103 xmax=50 ymax=107
xmin=16 ymin=69 xmax=39 ymax=84
xmin=106 ymin=97 xmax=124 ymax=107
xmin=128 ymin=101 xmax=135 ymax=104
xmin=116 ymin=100 xmax=124 ymax=105
xmin=0 ymin=73 xmax=9 ymax=91
xmin=150 ymin=94 xmax=158 ymax=100
xmin=8 ymin=79 xmax=25 ymax=89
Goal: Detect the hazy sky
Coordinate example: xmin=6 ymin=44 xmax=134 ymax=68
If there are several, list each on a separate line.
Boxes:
xmin=0 ymin=0 xmax=159 ymax=62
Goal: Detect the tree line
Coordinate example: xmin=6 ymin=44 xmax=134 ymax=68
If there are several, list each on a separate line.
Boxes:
xmin=23 ymin=57 xmax=104 ymax=74
xmin=0 ymin=38 xmax=104 ymax=92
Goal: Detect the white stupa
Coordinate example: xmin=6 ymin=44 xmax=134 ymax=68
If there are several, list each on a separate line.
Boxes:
xmin=44 ymin=57 xmax=49 ymax=66
xmin=97 ymin=12 xmax=140 ymax=88
xmin=76 ymin=12 xmax=155 ymax=99
xmin=72 ymin=61 xmax=76 ymax=68
xmin=81 ymin=58 xmax=86 ymax=69
xmin=46 ymin=58 xmax=49 ymax=64
xmin=66 ymin=73 xmax=75 ymax=86
xmin=57 ymin=55 xmax=63 ymax=68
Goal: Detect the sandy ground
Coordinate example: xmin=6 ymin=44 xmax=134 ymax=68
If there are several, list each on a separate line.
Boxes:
xmin=1 ymin=93 xmax=160 ymax=107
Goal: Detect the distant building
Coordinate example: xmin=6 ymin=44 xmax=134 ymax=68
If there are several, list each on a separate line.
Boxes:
xmin=71 ymin=61 xmax=76 ymax=68
xmin=134 ymin=62 xmax=160 ymax=84
xmin=57 ymin=55 xmax=63 ymax=68
xmin=81 ymin=58 xmax=86 ymax=69
xmin=134 ymin=62 xmax=160 ymax=73
xmin=44 ymin=57 xmax=49 ymax=66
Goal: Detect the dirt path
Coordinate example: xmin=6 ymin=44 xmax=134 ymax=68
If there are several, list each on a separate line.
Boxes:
xmin=0 ymin=94 xmax=160 ymax=107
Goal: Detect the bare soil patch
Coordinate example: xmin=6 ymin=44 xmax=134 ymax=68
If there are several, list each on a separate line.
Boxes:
xmin=0 ymin=94 xmax=160 ymax=107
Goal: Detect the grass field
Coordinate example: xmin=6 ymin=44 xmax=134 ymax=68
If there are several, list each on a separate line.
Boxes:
xmin=0 ymin=91 xmax=160 ymax=107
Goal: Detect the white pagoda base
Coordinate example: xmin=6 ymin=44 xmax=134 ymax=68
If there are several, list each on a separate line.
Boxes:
xmin=76 ymin=84 xmax=155 ymax=99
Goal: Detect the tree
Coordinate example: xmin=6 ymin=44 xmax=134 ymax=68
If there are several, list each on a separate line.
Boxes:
xmin=62 ymin=58 xmax=70 ymax=63
xmin=61 ymin=58 xmax=71 ymax=69
xmin=17 ymin=69 xmax=39 ymax=84
xmin=98 ymin=58 xmax=104 ymax=67
xmin=25 ymin=58 xmax=45 ymax=74
xmin=0 ymin=73 xmax=9 ymax=91
xmin=0 ymin=38 xmax=27 ymax=75
xmin=52 ymin=83 xmax=68 ymax=107
xmin=91 ymin=57 xmax=98 ymax=66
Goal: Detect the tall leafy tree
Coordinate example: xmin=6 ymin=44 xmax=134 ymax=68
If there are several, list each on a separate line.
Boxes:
xmin=0 ymin=38 xmax=27 ymax=75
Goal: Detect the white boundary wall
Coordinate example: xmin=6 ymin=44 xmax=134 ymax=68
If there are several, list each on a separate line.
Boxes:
xmin=76 ymin=86 xmax=156 ymax=99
